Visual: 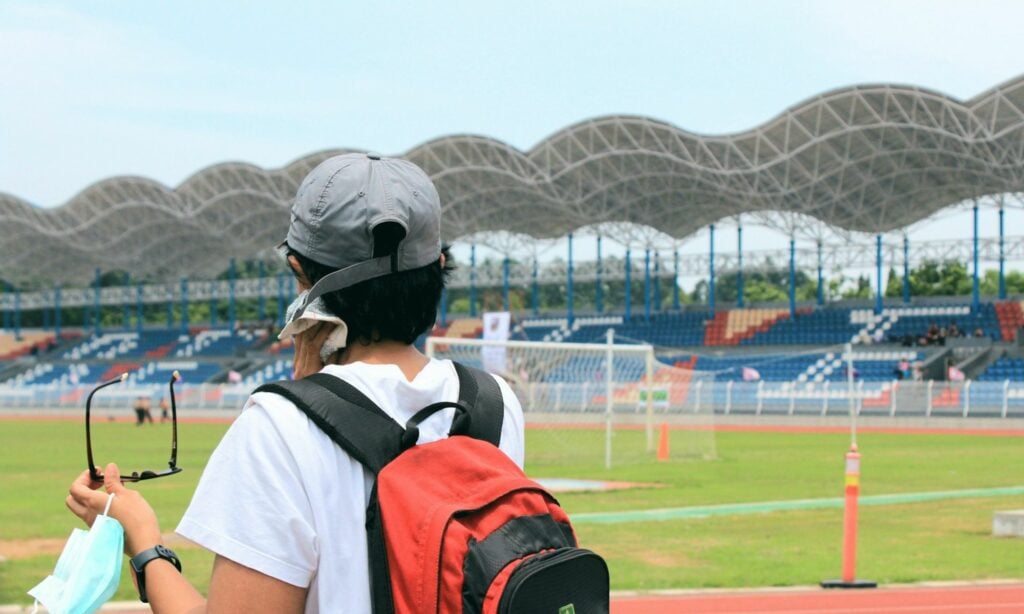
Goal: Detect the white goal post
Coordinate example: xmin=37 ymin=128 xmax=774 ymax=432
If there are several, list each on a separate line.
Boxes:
xmin=425 ymin=330 xmax=716 ymax=468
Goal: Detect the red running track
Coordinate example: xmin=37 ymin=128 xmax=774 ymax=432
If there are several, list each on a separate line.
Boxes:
xmin=611 ymin=583 xmax=1024 ymax=613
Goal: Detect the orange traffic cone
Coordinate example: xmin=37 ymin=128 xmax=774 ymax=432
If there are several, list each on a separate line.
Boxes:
xmin=657 ymin=423 xmax=670 ymax=461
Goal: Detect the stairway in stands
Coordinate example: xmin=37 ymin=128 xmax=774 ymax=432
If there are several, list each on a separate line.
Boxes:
xmin=704 ymin=309 xmax=789 ymax=346
xmin=995 ymin=301 xmax=1024 ymax=341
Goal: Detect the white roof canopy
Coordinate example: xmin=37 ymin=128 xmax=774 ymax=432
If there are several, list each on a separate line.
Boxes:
xmin=3 ymin=75 xmax=1024 ymax=284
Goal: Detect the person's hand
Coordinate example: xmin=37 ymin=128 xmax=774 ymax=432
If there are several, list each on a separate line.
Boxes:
xmin=66 ymin=463 xmax=162 ymax=556
xmin=292 ymin=321 xmax=333 ymax=379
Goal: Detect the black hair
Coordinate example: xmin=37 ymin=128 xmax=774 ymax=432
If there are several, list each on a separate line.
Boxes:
xmin=287 ymin=223 xmax=452 ymax=346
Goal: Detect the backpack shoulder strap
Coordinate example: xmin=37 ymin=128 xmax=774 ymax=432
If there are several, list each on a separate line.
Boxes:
xmin=451 ymin=362 xmax=504 ymax=447
xmin=254 ymin=373 xmax=403 ymax=475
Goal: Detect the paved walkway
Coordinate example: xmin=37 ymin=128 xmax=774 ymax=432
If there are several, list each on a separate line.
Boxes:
xmin=611 ymin=582 xmax=1024 ymax=613
xmin=5 ymin=582 xmax=1022 ymax=613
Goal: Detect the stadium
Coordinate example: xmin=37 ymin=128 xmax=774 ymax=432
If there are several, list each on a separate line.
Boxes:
xmin=3 ymin=70 xmax=1024 ymax=611
xmin=3 ymin=74 xmax=1024 ymax=415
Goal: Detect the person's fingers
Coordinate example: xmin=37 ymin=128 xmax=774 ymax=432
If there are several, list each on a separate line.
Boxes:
xmin=309 ymin=322 xmax=333 ymax=344
xmin=102 ymin=463 xmax=126 ymax=494
xmin=293 ymin=322 xmax=330 ymax=378
xmin=65 ymin=494 xmax=95 ymax=524
xmin=68 ymin=476 xmax=108 ymax=527
xmin=72 ymin=468 xmax=104 ymax=490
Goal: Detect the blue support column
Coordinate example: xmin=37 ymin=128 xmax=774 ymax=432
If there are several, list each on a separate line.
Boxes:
xmin=624 ymin=249 xmax=632 ymax=322
xmin=999 ymin=206 xmax=1006 ymax=300
xmin=13 ymin=289 xmax=21 ymax=340
xmin=816 ymin=240 xmax=825 ymax=306
xmin=567 ymin=233 xmax=575 ymax=324
xmin=276 ymin=273 xmax=286 ymax=328
xmin=654 ymin=252 xmax=662 ymax=312
xmin=595 ymin=236 xmax=604 ymax=314
xmin=972 ymin=205 xmax=980 ymax=313
xmin=470 ymin=243 xmax=478 ymax=317
xmin=788 ymin=238 xmax=797 ymax=317
xmin=2 ymin=283 xmax=10 ymax=331
xmin=136 ymin=283 xmax=143 ymax=335
xmin=709 ymin=225 xmax=716 ymax=314
xmin=531 ymin=257 xmax=539 ymax=317
xmin=180 ymin=278 xmax=189 ymax=334
xmin=122 ymin=273 xmax=131 ymax=331
xmin=228 ymin=258 xmax=237 ymax=331
xmin=673 ymin=250 xmax=681 ymax=311
xmin=902 ymin=234 xmax=911 ymax=304
xmin=737 ymin=224 xmax=745 ymax=308
xmin=54 ymin=286 xmax=61 ymax=339
xmin=502 ymin=255 xmax=510 ymax=311
xmin=643 ymin=248 xmax=651 ymax=321
xmin=258 ymin=261 xmax=267 ymax=321
xmin=94 ymin=269 xmax=102 ymax=336
xmin=874 ymin=234 xmax=883 ymax=315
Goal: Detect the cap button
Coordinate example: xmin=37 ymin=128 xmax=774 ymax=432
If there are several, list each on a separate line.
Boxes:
xmin=367 ymin=152 xmax=381 ymax=160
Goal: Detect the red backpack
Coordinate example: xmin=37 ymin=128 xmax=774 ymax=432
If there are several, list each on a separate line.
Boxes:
xmin=256 ymin=362 xmax=609 ymax=614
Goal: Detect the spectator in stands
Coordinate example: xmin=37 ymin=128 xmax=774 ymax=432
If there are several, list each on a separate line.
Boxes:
xmin=65 ymin=153 xmax=525 ymax=612
xmin=973 ymin=327 xmax=985 ymax=338
xmin=947 ymin=322 xmax=961 ymax=338
xmin=892 ymin=358 xmax=910 ymax=380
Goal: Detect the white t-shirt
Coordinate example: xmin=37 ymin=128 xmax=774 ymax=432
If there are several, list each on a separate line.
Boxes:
xmin=176 ymin=359 xmax=525 ymax=614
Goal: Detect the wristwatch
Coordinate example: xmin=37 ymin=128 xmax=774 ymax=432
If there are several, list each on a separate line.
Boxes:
xmin=130 ymin=544 xmax=182 ymax=603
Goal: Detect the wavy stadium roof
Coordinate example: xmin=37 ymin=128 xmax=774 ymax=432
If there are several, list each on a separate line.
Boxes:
xmin=3 ymin=74 xmax=1024 ymax=283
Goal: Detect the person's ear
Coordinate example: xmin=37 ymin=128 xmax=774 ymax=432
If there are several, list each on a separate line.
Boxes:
xmin=439 ymin=253 xmax=447 ymax=269
xmin=287 ymin=255 xmax=313 ymax=291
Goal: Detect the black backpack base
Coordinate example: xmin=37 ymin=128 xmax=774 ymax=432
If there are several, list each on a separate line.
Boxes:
xmin=498 ymin=547 xmax=609 ymax=614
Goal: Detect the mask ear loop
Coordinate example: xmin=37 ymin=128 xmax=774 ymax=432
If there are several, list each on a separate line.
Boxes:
xmin=102 ymin=492 xmax=116 ymax=517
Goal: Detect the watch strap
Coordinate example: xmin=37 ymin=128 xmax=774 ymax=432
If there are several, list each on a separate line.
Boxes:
xmin=130 ymin=544 xmax=182 ymax=603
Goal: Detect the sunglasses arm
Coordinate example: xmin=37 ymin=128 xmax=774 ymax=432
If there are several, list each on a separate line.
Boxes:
xmin=168 ymin=370 xmax=180 ymax=469
xmin=86 ymin=373 xmax=129 ymax=482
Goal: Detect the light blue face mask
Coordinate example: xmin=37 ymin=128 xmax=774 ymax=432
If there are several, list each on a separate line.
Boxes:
xmin=28 ymin=493 xmax=124 ymax=614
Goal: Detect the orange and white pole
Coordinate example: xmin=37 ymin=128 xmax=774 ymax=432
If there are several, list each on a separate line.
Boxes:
xmin=841 ymin=444 xmax=861 ymax=583
xmin=822 ymin=345 xmax=875 ymax=589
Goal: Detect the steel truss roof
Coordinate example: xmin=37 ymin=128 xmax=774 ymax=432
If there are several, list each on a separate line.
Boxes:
xmin=2 ymin=74 xmax=1024 ymax=284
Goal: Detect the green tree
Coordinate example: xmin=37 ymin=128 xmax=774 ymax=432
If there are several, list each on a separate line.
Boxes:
xmin=885 ymin=267 xmax=903 ymax=298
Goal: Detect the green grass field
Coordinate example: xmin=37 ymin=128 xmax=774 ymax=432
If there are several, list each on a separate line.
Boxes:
xmin=2 ymin=418 xmax=1022 ymax=604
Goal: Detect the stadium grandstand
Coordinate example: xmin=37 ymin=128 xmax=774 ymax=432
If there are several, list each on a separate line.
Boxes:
xmin=3 ymin=73 xmax=1024 ymax=419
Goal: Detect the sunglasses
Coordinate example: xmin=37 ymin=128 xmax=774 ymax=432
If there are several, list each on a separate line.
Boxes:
xmin=86 ymin=371 xmax=182 ymax=483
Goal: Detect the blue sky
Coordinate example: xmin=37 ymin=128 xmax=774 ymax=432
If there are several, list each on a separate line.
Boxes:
xmin=2 ymin=0 xmax=1023 ymax=280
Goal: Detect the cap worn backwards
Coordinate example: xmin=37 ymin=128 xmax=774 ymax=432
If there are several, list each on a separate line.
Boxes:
xmin=284 ymin=153 xmax=442 ymax=310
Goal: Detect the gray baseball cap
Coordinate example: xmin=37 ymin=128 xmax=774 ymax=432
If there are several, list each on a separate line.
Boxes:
xmin=282 ymin=152 xmax=442 ymax=313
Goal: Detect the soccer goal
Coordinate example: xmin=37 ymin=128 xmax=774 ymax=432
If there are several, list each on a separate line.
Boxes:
xmin=424 ymin=332 xmax=716 ymax=468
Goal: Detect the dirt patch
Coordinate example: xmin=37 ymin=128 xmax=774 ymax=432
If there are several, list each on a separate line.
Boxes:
xmin=0 ymin=533 xmax=197 ymax=561
xmin=0 ymin=538 xmax=66 ymax=560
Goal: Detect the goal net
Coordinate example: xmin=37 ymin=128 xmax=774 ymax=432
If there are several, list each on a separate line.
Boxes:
xmin=425 ymin=335 xmax=716 ymax=469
